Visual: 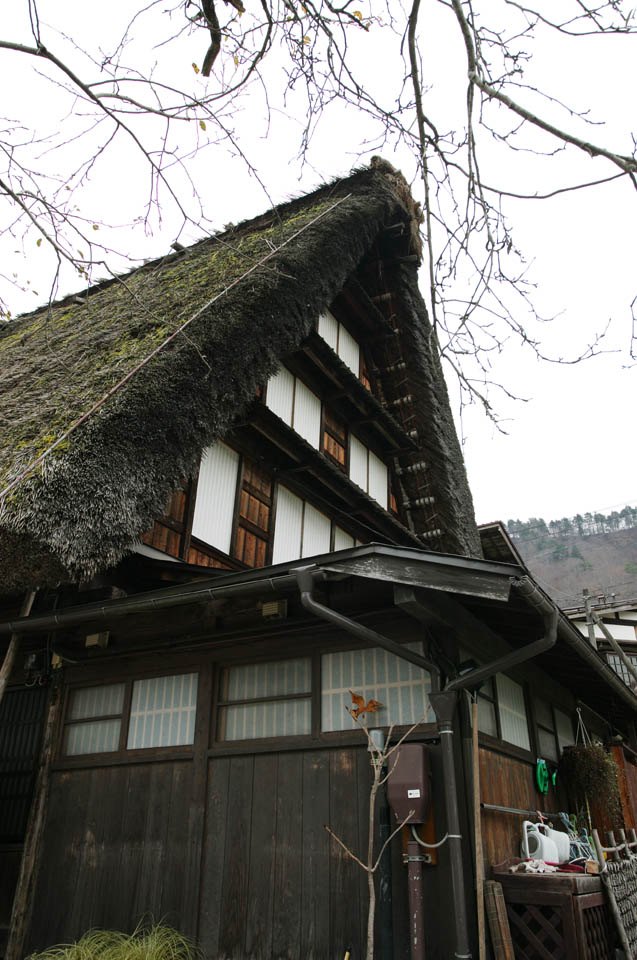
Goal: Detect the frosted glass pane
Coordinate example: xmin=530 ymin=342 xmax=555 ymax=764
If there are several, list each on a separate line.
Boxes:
xmin=265 ymin=366 xmax=294 ymax=425
xmin=220 ymin=699 xmax=310 ymax=740
xmin=368 ymin=451 xmax=388 ymax=509
xmin=225 ymin=658 xmax=310 ymax=701
xmin=272 ymin=486 xmax=303 ymax=564
xmin=334 ymin=527 xmax=355 ymax=551
xmin=69 ymin=683 xmax=125 ymax=720
xmin=337 ymin=324 xmax=360 ymax=376
xmin=349 ymin=435 xmax=368 ymax=492
xmin=127 ymin=673 xmax=198 ymax=749
xmin=556 ymin=709 xmax=574 ymax=753
xmin=496 ymin=675 xmax=530 ymax=750
xmin=192 ymin=442 xmax=239 ymax=553
xmin=293 ymin=379 xmax=321 ymax=448
xmin=477 ymin=698 xmax=497 ymax=737
xmin=66 ymin=719 xmax=121 ymax=755
xmin=538 ymin=727 xmax=558 ymax=762
xmin=318 ymin=310 xmax=338 ymax=350
xmin=534 ymin=699 xmax=553 ymax=728
xmin=302 ymin=503 xmax=331 ymax=558
xmin=321 ymin=642 xmax=431 ymax=731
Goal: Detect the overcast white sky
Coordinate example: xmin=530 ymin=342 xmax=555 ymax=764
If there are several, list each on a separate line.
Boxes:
xmin=2 ymin=0 xmax=635 ymax=527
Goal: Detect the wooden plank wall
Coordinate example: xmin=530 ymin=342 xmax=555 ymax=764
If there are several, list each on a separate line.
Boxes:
xmin=26 ymin=744 xmax=453 ymax=960
xmin=478 ymin=745 xmax=561 ymax=870
xmin=27 ymin=762 xmax=194 ymax=952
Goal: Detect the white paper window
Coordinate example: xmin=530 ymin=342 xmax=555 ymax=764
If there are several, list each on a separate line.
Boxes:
xmin=127 ymin=673 xmax=198 ymax=749
xmin=555 ymin=709 xmax=575 ymax=754
xmin=272 ymin=486 xmax=304 ymax=564
xmin=317 ymin=311 xmax=361 ymax=378
xmin=65 ymin=683 xmax=125 ymax=756
xmin=496 ymin=675 xmax=530 ymax=751
xmin=266 ymin=368 xmax=321 ymax=449
xmin=338 ymin=325 xmax=360 ymax=376
xmin=321 ymin=643 xmax=431 ymax=732
xmin=368 ymin=450 xmax=388 ymax=509
xmin=273 ymin=487 xmax=331 ymax=563
xmin=192 ymin=442 xmax=240 ymax=553
xmin=318 ymin=310 xmax=338 ymax=351
xmin=265 ymin=366 xmax=295 ymax=425
xmin=293 ymin=379 xmax=321 ymax=448
xmin=218 ymin=657 xmax=311 ymax=741
xmin=349 ymin=436 xmax=388 ymax=509
xmin=334 ymin=527 xmax=355 ymax=551
xmin=302 ymin=503 xmax=331 ymax=558
xmin=349 ymin=435 xmax=368 ymax=491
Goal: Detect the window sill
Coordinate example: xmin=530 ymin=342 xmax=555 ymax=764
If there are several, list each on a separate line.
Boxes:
xmin=478 ymin=731 xmax=535 ymax=764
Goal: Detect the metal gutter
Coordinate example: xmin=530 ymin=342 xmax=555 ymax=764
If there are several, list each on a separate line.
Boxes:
xmin=0 ymin=543 xmax=520 ymax=639
xmin=0 ymin=570 xmax=320 ymax=638
xmin=443 ymin=576 xmax=558 ymax=693
xmin=556 ymin=611 xmax=637 ymax=712
xmin=293 ymin=565 xmax=441 ymax=682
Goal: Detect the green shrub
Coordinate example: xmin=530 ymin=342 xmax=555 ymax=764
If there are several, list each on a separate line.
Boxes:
xmin=28 ymin=923 xmax=199 ymax=960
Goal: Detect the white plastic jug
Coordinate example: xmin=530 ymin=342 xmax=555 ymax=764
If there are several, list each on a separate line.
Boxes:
xmin=544 ymin=825 xmax=570 ymax=862
xmin=520 ymin=821 xmax=559 ymax=862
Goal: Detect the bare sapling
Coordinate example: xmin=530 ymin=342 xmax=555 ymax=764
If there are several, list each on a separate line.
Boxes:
xmin=323 ymin=691 xmax=427 ymax=960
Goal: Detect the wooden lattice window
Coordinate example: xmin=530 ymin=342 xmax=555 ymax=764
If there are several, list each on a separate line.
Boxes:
xmin=234 ymin=458 xmax=273 ymax=568
xmin=322 ymin=408 xmax=347 ymax=469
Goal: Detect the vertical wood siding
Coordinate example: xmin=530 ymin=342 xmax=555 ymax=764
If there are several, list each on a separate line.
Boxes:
xmin=26 ymin=739 xmax=454 ymax=960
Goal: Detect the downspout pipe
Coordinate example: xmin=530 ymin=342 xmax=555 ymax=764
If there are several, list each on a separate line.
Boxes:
xmin=409 ymin=575 xmax=559 ymax=960
xmin=293 ymin=565 xmax=441 ymax=684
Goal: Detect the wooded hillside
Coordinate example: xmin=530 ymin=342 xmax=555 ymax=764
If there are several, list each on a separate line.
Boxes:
xmin=506 ymin=508 xmax=637 ymax=607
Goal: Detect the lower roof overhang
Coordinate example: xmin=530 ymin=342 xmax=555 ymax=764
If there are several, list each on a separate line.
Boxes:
xmin=2 ymin=543 xmax=636 ymax=725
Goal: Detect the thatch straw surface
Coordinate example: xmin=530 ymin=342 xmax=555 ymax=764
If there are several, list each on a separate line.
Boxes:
xmin=0 ymin=160 xmax=479 ymax=593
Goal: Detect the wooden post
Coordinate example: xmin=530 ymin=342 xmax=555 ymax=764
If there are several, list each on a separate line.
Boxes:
xmin=0 ymin=591 xmax=36 ymax=705
xmin=472 ymin=700 xmax=486 ymax=960
xmin=484 ymin=881 xmax=514 ymax=960
xmin=6 ymin=675 xmax=61 ymax=960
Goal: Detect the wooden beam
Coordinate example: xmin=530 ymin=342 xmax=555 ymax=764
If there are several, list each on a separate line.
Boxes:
xmin=0 ymin=591 xmax=36 ymax=706
xmin=6 ymin=677 xmax=61 ymax=960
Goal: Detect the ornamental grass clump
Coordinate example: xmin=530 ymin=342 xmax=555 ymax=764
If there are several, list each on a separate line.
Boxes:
xmin=558 ymin=743 xmax=622 ymax=828
xmin=28 ymin=923 xmax=199 ymax=960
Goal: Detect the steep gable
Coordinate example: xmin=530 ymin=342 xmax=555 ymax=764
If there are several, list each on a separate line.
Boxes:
xmin=0 ymin=161 xmax=481 ymax=592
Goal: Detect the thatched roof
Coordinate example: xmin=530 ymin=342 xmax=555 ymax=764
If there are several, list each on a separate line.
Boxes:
xmin=0 ymin=159 xmax=480 ymax=594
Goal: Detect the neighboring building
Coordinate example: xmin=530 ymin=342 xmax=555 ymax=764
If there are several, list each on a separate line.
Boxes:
xmin=1 ymin=162 xmax=636 ymax=960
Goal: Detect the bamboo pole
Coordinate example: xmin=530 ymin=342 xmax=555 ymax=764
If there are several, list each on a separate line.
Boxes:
xmin=0 ymin=590 xmax=36 ymax=705
xmin=472 ymin=699 xmax=486 ymax=960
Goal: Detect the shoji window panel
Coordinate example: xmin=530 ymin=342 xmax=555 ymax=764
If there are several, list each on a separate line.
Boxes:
xmin=368 ymin=451 xmax=388 ymax=509
xmin=191 ymin=442 xmax=239 ymax=553
xmin=496 ymin=674 xmax=530 ymax=751
xmin=218 ymin=657 xmax=312 ymax=741
xmin=301 ymin=503 xmax=331 ymax=558
xmin=293 ymin=379 xmax=321 ymax=448
xmin=265 ymin=366 xmax=295 ymax=425
xmin=127 ymin=673 xmax=198 ymax=749
xmin=65 ymin=682 xmax=125 ymax=756
xmin=318 ymin=310 xmax=338 ymax=351
xmin=349 ymin=436 xmax=388 ymax=509
xmin=272 ymin=486 xmax=304 ymax=564
xmin=321 ymin=642 xmax=431 ymax=732
xmin=349 ymin=435 xmax=368 ymax=491
xmin=272 ymin=487 xmax=334 ymax=563
xmin=266 ymin=367 xmax=321 ymax=448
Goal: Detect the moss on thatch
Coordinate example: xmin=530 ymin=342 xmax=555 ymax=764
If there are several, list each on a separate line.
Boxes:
xmin=0 ymin=162 xmax=424 ymax=590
